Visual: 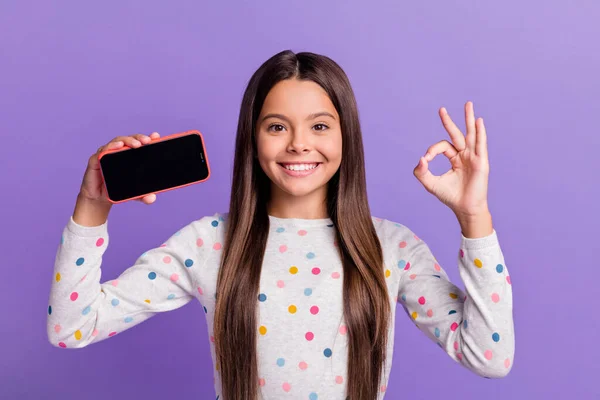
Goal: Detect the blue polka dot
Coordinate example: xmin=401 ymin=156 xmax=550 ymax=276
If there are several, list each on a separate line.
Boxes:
xmin=496 ymin=264 xmax=504 ymax=273
xmin=432 ymin=274 xmax=441 ymax=278
xmin=434 ymin=327 xmax=441 ymax=338
xmin=448 ymin=310 xmax=456 ymax=315
xmin=323 ymin=348 xmax=332 ymax=357
xmin=307 ymin=252 xmax=315 ymax=259
xmin=492 ymin=332 xmax=500 ymax=342
xmin=304 ymin=288 xmax=313 ymax=296
xmin=76 ymin=257 xmax=85 ymax=266
xmin=397 ymin=260 xmax=406 ymax=268
xmin=309 ymin=393 xmax=318 ymax=400
xmin=437 ymin=342 xmax=443 ymax=348
xmin=111 ymin=299 xmax=120 ymax=306
xmin=401 ymin=294 xmax=407 ymax=302
xmin=463 ymin=320 xmax=468 ymax=329
xmin=276 ymin=358 xmax=285 ymax=367
xmin=276 ymin=227 xmax=285 ymax=233
xmin=258 ymin=293 xmax=267 ymax=302
xmin=124 ymin=316 xmax=133 ymax=323
xmin=141 ymin=252 xmax=148 ymax=257
xmin=219 ymin=216 xmax=225 ymax=222
xmin=211 ymin=220 xmax=219 ymax=227
xmin=185 ymin=259 xmax=194 ymax=267
xmin=175 ymin=230 xmax=182 ymax=236
xmin=60 ymin=235 xmax=64 ymax=245
xmin=48 ymin=305 xmax=52 ymax=315
xmin=82 ymin=306 xmax=91 ymax=315
xmin=203 ymin=306 xmax=207 ymax=313
xmin=167 ymin=294 xmax=176 ymax=300
xmin=148 ymin=272 xmax=157 ymax=280
xmin=327 ymin=224 xmax=334 ymax=228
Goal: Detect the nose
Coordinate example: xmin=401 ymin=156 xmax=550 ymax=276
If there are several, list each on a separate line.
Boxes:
xmin=287 ymin=129 xmax=312 ymax=154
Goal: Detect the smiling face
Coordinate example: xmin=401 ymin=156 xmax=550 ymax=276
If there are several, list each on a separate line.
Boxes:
xmin=255 ymin=78 xmax=343 ymax=215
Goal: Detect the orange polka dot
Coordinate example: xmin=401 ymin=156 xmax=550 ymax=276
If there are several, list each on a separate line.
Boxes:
xmin=288 ymin=305 xmax=297 ymax=314
xmin=385 ymin=269 xmax=391 ymax=278
xmin=55 ymin=273 xmax=61 ymax=282
xmin=449 ymin=292 xmax=458 ymax=299
xmin=411 ymin=311 xmax=418 ymax=319
xmin=409 ymin=274 xmax=417 ymax=280
xmin=259 ymin=378 xmax=265 ymax=387
xmin=474 ymin=258 xmax=483 ymax=268
xmin=259 ymin=326 xmax=267 ymax=335
xmin=74 ymin=330 xmax=82 ymax=340
xmin=144 ymin=299 xmax=151 ymax=304
xmin=289 ymin=266 xmax=298 ymax=274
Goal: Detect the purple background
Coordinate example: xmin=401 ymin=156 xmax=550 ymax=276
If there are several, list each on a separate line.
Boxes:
xmin=1 ymin=1 xmax=598 ymax=399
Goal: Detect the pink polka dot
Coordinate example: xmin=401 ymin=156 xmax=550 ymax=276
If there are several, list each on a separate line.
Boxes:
xmin=506 ymin=275 xmax=511 ymax=285
xmin=426 ymin=309 xmax=433 ymax=317
xmin=459 ymin=249 xmax=464 ymax=258
xmin=491 ymin=293 xmax=500 ymax=303
xmin=414 ymin=234 xmax=419 ymax=240
xmin=331 ymin=271 xmax=340 ymax=279
xmin=196 ymin=238 xmax=204 ymax=247
xmin=418 ymin=296 xmax=426 ymax=305
xmin=457 ymin=353 xmax=463 ymax=361
xmin=395 ymin=296 xmax=399 ymax=302
xmin=213 ymin=242 xmax=222 ymax=250
xmin=197 ymin=287 xmax=204 ymax=295
xmin=111 ymin=280 xmax=119 ymax=286
xmin=434 ymin=263 xmax=441 ymax=271
xmin=310 ymin=306 xmax=319 ymax=315
xmin=80 ymin=275 xmax=86 ymax=282
xmin=92 ymin=329 xmax=99 ymax=336
xmin=305 ymin=332 xmax=314 ymax=341
xmin=504 ymin=358 xmax=511 ymax=368
xmin=299 ymin=361 xmax=308 ymax=370
xmin=163 ymin=256 xmax=172 ymax=264
xmin=277 ymin=280 xmax=285 ymax=288
xmin=70 ymin=292 xmax=78 ymax=301
xmin=399 ymin=241 xmax=407 ymax=248
xmin=298 ymin=230 xmax=307 ymax=236
xmin=335 ymin=376 xmax=344 ymax=384
xmin=96 ymin=238 xmax=104 ymax=247
xmin=484 ymin=350 xmax=493 ymax=360
xmin=333 ymin=240 xmax=338 ymax=247
xmin=339 ymin=325 xmax=347 ymax=335
xmin=282 ymin=382 xmax=291 ymax=392
xmin=381 ymin=385 xmax=387 ymax=392
xmin=450 ymin=322 xmax=459 ymax=331
xmin=259 ymin=378 xmax=265 ymax=387
xmin=312 ymin=267 xmax=321 ymax=275
xmin=58 ymin=342 xmax=66 ymax=348
xmin=404 ymin=262 xmax=411 ymax=270
xmin=160 ymin=244 xmax=167 ymax=248
xmin=279 ymin=245 xmax=287 ymax=253
xmin=170 ymin=273 xmax=179 ymax=282
xmin=210 ymin=335 xmax=215 ymax=343
xmin=108 ymin=331 xmax=117 ymax=337
xmin=54 ymin=324 xmax=61 ymax=333
xmin=409 ymin=274 xmax=417 ymax=280
xmin=454 ymin=341 xmax=459 ymax=350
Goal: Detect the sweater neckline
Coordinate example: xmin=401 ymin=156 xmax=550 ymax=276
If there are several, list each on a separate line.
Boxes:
xmin=268 ymin=214 xmax=334 ymax=228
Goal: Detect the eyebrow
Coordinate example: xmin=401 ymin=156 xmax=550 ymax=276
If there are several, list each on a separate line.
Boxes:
xmin=260 ymin=111 xmax=337 ymax=124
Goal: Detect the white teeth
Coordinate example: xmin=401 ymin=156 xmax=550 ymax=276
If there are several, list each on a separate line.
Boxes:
xmin=283 ymin=163 xmax=318 ymax=171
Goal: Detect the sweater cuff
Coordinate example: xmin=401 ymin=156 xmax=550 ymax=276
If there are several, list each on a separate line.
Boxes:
xmin=460 ymin=229 xmax=499 ymax=250
xmin=66 ymin=215 xmax=109 ymax=237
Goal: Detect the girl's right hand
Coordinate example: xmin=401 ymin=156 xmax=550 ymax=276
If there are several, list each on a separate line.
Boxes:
xmin=73 ymin=132 xmax=161 ymax=227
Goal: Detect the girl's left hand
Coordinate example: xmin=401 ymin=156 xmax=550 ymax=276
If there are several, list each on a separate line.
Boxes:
xmin=413 ymin=101 xmax=490 ymax=219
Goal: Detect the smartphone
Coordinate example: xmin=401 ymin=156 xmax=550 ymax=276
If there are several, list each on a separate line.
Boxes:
xmin=98 ymin=130 xmax=211 ymax=204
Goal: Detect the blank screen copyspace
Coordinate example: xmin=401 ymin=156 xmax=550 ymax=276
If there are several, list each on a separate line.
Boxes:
xmin=100 ymin=133 xmax=209 ymax=202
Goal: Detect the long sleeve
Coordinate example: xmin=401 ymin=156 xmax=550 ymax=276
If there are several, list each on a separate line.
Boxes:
xmin=396 ymin=227 xmax=514 ymax=378
xmin=46 ymin=214 xmax=219 ymax=349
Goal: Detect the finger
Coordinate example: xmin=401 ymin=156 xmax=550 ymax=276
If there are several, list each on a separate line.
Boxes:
xmin=141 ymin=194 xmax=156 ymax=204
xmin=133 ymin=133 xmax=152 ymax=144
xmin=465 ymin=101 xmax=477 ymax=151
xmin=112 ymin=135 xmax=142 ymax=148
xmin=90 ymin=141 xmax=124 ymax=168
xmin=476 ymin=117 xmax=487 ymax=157
xmin=149 ymin=132 xmax=160 ymax=139
xmin=413 ymin=155 xmax=438 ymax=194
xmin=440 ymin=107 xmax=466 ymax=151
xmin=424 ymin=140 xmax=459 ymax=162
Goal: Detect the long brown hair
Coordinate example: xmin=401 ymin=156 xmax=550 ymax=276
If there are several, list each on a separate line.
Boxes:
xmin=214 ymin=50 xmax=391 ymax=400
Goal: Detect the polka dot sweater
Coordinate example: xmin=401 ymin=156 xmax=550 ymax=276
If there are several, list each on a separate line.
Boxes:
xmin=47 ymin=212 xmax=514 ymax=399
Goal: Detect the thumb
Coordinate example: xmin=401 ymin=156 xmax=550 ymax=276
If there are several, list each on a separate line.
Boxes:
xmin=413 ymin=157 xmax=436 ymax=193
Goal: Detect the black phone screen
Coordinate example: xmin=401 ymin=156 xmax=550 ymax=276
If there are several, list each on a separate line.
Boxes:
xmin=99 ymin=133 xmax=209 ymax=202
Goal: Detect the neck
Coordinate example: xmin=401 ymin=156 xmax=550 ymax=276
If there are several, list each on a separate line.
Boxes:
xmin=267 ymin=184 xmax=329 ymax=219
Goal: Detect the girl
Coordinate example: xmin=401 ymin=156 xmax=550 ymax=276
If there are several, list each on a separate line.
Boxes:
xmin=47 ymin=50 xmax=514 ymax=400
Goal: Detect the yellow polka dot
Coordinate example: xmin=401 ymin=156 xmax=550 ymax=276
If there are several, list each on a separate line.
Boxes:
xmin=74 ymin=330 xmax=82 ymax=340
xmin=289 ymin=266 xmax=298 ymax=274
xmin=144 ymin=299 xmax=151 ymax=304
xmin=288 ymin=305 xmax=297 ymax=314
xmin=215 ymin=362 xmax=220 ymax=370
xmin=385 ymin=269 xmax=391 ymax=278
xmin=411 ymin=311 xmax=418 ymax=320
xmin=259 ymin=325 xmax=267 ymax=335
xmin=55 ymin=273 xmax=61 ymax=282
xmin=449 ymin=293 xmax=458 ymax=299
xmin=474 ymin=258 xmax=483 ymax=268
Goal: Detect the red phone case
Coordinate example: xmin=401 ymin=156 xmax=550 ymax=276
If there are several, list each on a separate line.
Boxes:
xmin=97 ymin=130 xmax=211 ymax=204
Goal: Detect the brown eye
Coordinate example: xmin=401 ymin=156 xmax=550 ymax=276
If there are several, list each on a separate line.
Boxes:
xmin=313 ymin=124 xmax=329 ymax=131
xmin=268 ymin=124 xmax=285 ymax=132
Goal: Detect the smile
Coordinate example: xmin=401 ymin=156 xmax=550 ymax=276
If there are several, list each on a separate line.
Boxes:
xmin=278 ymin=162 xmax=322 ymax=177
